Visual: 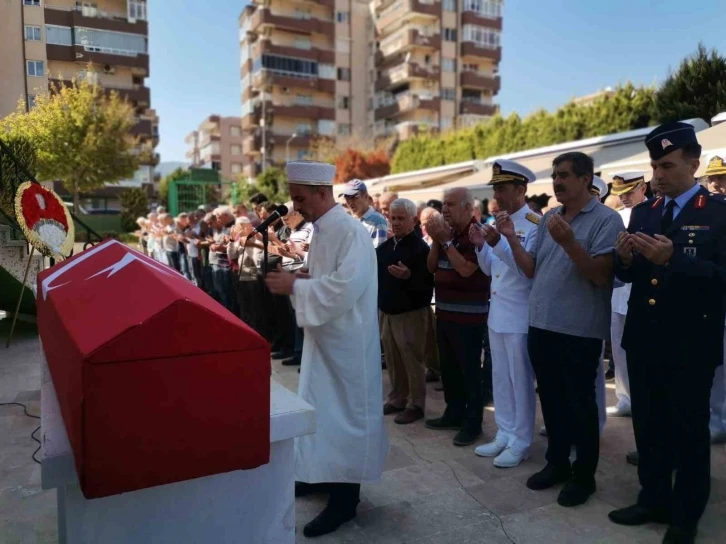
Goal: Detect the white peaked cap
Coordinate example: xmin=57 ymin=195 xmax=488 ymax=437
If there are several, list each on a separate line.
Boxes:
xmin=591 ymin=175 xmax=608 ymax=197
xmin=286 ymin=160 xmax=336 ymax=186
xmin=489 ymin=159 xmax=537 ymax=185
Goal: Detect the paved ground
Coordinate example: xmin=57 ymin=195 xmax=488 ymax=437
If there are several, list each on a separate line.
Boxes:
xmin=1 ymin=321 xmax=725 ymax=543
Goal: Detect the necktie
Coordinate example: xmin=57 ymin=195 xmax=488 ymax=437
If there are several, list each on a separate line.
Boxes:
xmin=661 ymin=200 xmax=676 ymax=232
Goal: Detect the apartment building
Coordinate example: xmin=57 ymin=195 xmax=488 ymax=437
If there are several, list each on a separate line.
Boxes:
xmin=185 ymin=116 xmax=245 ymax=180
xmin=0 ymin=0 xmax=158 ymax=207
xmin=238 ymin=0 xmax=503 ymax=177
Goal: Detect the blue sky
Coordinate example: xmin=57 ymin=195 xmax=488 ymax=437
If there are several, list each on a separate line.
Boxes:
xmin=149 ymin=0 xmax=726 ymax=162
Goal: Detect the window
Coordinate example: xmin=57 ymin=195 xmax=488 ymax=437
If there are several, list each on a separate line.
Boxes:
xmin=462 ymin=62 xmax=479 ymax=72
xmin=293 ymin=8 xmax=312 ymax=20
xmin=336 ymin=37 xmax=350 ymax=53
xmin=441 ymin=58 xmax=455 ymax=72
xmin=77 ymin=69 xmax=99 ymax=84
xmin=337 ymin=123 xmax=351 ymax=136
xmin=318 ymin=120 xmax=335 ymax=135
xmin=319 ymin=63 xmax=335 ymax=79
xmin=443 ymin=28 xmax=457 ymax=42
xmin=294 ymin=37 xmax=311 ymax=50
xmin=255 ymin=54 xmax=318 ymax=77
xmin=463 ymin=0 xmax=502 ymax=18
xmin=424 ymin=54 xmax=432 ymax=66
xmin=26 ymin=60 xmax=44 ymax=77
xmin=230 ymin=126 xmax=241 ymax=137
xmin=336 ymin=11 xmax=350 ymax=23
xmin=231 ymin=163 xmax=242 ymax=175
xmin=27 ymin=95 xmax=37 ymax=109
xmin=442 ymin=88 xmax=456 ymax=101
xmin=25 ymin=25 xmax=41 ymax=41
xmin=462 ymin=25 xmax=501 ymax=47
xmin=295 ymin=94 xmax=313 ymax=106
xmin=231 ymin=145 xmax=241 ymax=156
xmin=24 ymin=0 xmax=41 ymax=6
xmin=443 ymin=0 xmax=456 ymax=11
xmin=75 ymin=27 xmax=147 ymax=56
xmin=337 ymin=67 xmax=351 ymax=81
xmin=296 ymin=123 xmax=312 ymax=135
xmin=46 ymin=25 xmax=72 ymax=46
xmin=338 ymin=96 xmax=350 ymax=109
xmin=128 ymin=0 xmax=147 ymax=21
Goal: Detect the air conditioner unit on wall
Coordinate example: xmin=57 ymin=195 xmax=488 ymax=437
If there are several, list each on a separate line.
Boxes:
xmin=103 ymin=64 xmax=115 ymax=74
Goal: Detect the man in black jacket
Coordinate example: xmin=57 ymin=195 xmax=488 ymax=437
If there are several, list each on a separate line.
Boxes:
xmin=608 ymin=122 xmax=726 ymax=544
xmin=377 ymin=198 xmax=434 ymax=424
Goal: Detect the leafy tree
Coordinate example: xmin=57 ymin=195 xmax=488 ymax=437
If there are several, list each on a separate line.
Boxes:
xmin=255 ymin=166 xmax=289 ymax=203
xmin=158 ymin=167 xmax=188 ymax=207
xmin=655 ymin=43 xmax=726 ymax=124
xmin=1 ymin=79 xmax=138 ymax=212
xmin=333 ymin=149 xmax=391 ymax=184
xmin=0 ymin=134 xmax=37 ymax=220
xmin=119 ymin=187 xmax=149 ymax=232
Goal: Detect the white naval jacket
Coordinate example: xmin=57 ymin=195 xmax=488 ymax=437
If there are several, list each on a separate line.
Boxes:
xmin=611 ymin=207 xmax=632 ymax=316
xmin=475 ymin=204 xmax=539 ymax=334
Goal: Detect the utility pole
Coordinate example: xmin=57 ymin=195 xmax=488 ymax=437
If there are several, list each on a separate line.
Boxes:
xmin=260 ymin=89 xmax=266 ymax=174
xmin=286 ymin=133 xmax=297 ymax=164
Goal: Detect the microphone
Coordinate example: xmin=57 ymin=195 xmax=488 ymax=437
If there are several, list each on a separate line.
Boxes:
xmin=252 ymin=204 xmax=288 ymax=234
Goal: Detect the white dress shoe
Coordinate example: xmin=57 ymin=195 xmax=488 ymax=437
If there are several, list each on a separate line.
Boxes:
xmin=475 ymin=438 xmax=508 ymax=458
xmin=493 ymin=448 xmax=528 ymax=468
xmin=606 ymin=404 xmax=632 ymax=417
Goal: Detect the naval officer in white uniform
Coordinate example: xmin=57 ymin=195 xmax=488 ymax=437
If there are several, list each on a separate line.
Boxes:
xmin=469 ymin=159 xmax=539 ymax=468
xmin=607 ymin=172 xmax=649 ymax=417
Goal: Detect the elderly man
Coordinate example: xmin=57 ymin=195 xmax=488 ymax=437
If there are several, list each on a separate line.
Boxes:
xmin=379 ymin=191 xmax=399 ymax=224
xmin=424 ymin=188 xmax=491 ymax=446
xmin=372 ymin=193 xmax=382 ymax=212
xmin=706 ymin=155 xmax=726 ymax=444
xmin=469 ymin=160 xmax=539 ymax=468
xmin=377 ymin=198 xmax=434 ymax=424
xmin=210 ymin=206 xmax=236 ymax=311
xmin=609 ymin=123 xmax=726 ymax=544
xmin=338 ymin=179 xmax=388 ymax=248
xmin=265 ymin=161 xmax=388 ymax=538
xmin=501 ymin=152 xmax=623 ymax=507
xmin=606 ymin=172 xmax=649 ymax=417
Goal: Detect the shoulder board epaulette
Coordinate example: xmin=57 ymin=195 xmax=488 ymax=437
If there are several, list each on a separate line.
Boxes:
xmin=707 ymin=192 xmax=726 ymax=204
xmin=525 ymin=212 xmax=541 ymax=225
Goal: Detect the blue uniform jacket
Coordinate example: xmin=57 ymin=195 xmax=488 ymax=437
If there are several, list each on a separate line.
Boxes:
xmin=614 ymin=185 xmax=726 ymax=366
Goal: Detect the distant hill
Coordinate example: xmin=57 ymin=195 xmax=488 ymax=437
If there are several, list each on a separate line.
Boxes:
xmin=156 ymin=161 xmax=190 ymax=178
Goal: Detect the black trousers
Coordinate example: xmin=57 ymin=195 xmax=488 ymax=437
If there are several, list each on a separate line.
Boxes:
xmin=627 ymin=347 xmax=715 ymax=531
xmin=235 ymin=278 xmax=262 ymax=332
xmin=528 ymin=327 xmax=601 ymax=483
xmin=437 ymin=319 xmax=487 ymax=432
xmin=272 ymin=293 xmax=294 ymax=352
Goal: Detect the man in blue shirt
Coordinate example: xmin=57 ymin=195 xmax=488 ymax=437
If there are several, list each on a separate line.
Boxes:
xmin=609 ymin=122 xmax=726 ymax=544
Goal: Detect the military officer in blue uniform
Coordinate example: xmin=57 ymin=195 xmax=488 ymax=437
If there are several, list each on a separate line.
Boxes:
xmin=608 ymin=122 xmax=726 ymax=544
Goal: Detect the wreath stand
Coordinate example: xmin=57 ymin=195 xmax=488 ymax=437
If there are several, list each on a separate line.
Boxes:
xmin=5 ymin=246 xmax=35 ymax=349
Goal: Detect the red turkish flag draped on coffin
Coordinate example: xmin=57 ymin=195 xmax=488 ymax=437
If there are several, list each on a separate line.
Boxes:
xmin=36 ymin=240 xmax=271 ymax=499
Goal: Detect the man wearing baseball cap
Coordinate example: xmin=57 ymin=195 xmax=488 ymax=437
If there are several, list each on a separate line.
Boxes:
xmin=339 ymin=179 xmax=388 ymax=248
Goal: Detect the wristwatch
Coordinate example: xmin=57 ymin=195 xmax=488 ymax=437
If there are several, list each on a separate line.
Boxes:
xmin=441 ymin=240 xmax=454 ymax=251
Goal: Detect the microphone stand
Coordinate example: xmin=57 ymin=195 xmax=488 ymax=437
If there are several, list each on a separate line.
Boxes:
xmin=245 ymin=230 xmax=270 ymax=279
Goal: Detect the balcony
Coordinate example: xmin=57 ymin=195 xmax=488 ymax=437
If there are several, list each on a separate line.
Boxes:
xmin=48 ymin=78 xmax=150 ymax=105
xmin=249 ymin=8 xmax=334 ymax=36
xmin=461 ymin=11 xmax=503 ymax=30
xmin=46 ymin=44 xmax=150 ymax=73
xmin=130 ymin=119 xmax=153 ymax=137
xmin=376 ymin=0 xmax=441 ymax=32
xmin=459 ymin=100 xmax=497 ymax=116
xmin=375 ymin=93 xmax=440 ymax=121
xmin=460 ymin=42 xmax=502 ymax=63
xmin=269 ymin=104 xmax=335 ymax=121
xmin=244 ymin=131 xmax=317 ymax=156
xmin=44 ymin=4 xmax=149 ymax=35
xmin=251 ymin=0 xmax=334 ymax=7
xmin=375 ymin=63 xmax=440 ymax=92
xmin=251 ymin=69 xmax=336 ymax=94
xmin=459 ymin=72 xmax=501 ymax=93
xmin=376 ymin=30 xmax=441 ymax=66
xmin=253 ymin=39 xmax=336 ymax=65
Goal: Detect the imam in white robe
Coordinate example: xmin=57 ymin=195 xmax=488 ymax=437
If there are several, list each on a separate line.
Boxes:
xmin=291 ymin=204 xmax=389 ymax=484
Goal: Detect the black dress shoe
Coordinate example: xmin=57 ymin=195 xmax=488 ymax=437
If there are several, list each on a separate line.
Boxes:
xmin=526 ymin=463 xmax=572 ymax=490
xmin=608 ymin=504 xmax=670 ymax=526
xmin=662 ymin=527 xmax=696 ymax=544
xmin=557 ymin=479 xmax=595 ymax=507
xmin=294 ymin=481 xmax=331 ymax=498
xmin=425 ymin=369 xmax=440 ymax=383
xmin=453 ymin=427 xmax=482 ymax=446
xmin=303 ymin=504 xmax=357 ymax=538
xmin=383 ymin=403 xmax=405 ymax=415
xmin=272 ymin=350 xmax=294 ymax=360
xmin=281 ymin=355 xmax=301 ymax=366
xmin=425 ymin=415 xmax=462 ymax=430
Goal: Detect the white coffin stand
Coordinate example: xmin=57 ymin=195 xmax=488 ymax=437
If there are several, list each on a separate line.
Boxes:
xmin=40 ymin=357 xmax=316 ymax=544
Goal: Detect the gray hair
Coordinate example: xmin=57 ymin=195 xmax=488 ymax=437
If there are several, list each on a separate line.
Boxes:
xmin=213 ymin=205 xmax=233 ymax=216
xmin=390 ymin=198 xmax=417 ymax=217
xmin=444 ymin=188 xmax=474 ymax=208
xmin=156 ymin=206 xmax=166 ymax=214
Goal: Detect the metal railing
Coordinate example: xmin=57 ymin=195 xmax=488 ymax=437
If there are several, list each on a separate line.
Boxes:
xmin=0 ymin=137 xmax=103 ymax=257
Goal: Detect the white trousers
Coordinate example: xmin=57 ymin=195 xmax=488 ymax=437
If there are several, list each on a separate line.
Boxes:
xmin=709 ymin=331 xmax=726 ymax=436
xmin=489 ymin=330 xmax=536 ymax=453
xmin=610 ymin=312 xmax=631 ymax=409
xmin=596 ymin=343 xmax=606 ymax=434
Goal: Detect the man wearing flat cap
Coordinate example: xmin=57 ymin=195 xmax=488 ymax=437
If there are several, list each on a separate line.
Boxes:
xmin=609 ymin=122 xmax=726 ymax=544
xmin=607 ymin=172 xmax=648 ymax=419
xmin=705 ymin=154 xmax=726 ymax=445
xmin=265 ymin=161 xmax=389 ymax=538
